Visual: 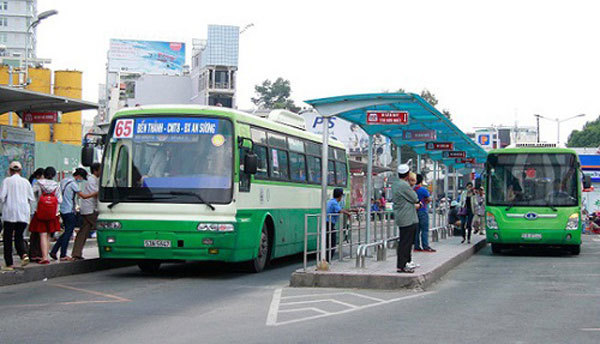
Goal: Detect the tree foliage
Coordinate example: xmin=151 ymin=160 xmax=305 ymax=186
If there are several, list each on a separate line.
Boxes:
xmin=251 ymin=77 xmax=300 ymax=113
xmin=420 ymin=89 xmax=438 ymax=107
xmin=567 ymin=115 xmax=600 ymax=147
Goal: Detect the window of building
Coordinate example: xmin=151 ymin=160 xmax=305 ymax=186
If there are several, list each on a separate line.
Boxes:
xmin=0 ymin=2 xmax=7 ymax=11
xmin=0 ymin=33 xmax=7 ymax=44
xmin=0 ymin=17 xmax=7 ymax=26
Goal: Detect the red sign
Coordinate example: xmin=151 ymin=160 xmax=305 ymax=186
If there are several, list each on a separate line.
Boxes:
xmin=426 ymin=142 xmax=454 ymax=151
xmin=443 ymin=151 xmax=466 ymax=158
xmin=366 ymin=111 xmax=409 ymax=125
xmin=22 ymin=112 xmax=58 ymax=123
xmin=114 ymin=119 xmax=134 ymax=138
xmin=455 ymin=158 xmax=476 ymax=164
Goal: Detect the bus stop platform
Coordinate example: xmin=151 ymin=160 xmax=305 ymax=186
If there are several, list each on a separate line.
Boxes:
xmin=290 ymin=236 xmax=487 ymax=290
xmin=0 ymin=241 xmax=130 ymax=287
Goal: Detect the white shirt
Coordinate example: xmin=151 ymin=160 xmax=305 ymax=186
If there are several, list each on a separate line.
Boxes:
xmin=0 ymin=173 xmax=35 ymax=223
xmin=80 ymin=174 xmax=99 ymax=215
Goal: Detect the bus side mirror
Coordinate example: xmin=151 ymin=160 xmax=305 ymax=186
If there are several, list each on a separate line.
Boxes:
xmin=583 ymin=175 xmax=592 ymax=189
xmin=244 ymin=152 xmax=258 ymax=175
xmin=81 ymin=146 xmax=94 ymax=167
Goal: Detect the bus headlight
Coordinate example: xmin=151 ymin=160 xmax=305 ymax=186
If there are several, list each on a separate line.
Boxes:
xmin=486 ymin=212 xmax=498 ymax=229
xmin=566 ymin=213 xmax=579 ymax=231
xmin=97 ymin=221 xmax=122 ymax=230
xmin=197 ymin=223 xmax=234 ymax=232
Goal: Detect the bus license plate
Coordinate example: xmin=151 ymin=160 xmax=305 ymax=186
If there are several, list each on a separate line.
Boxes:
xmin=144 ymin=240 xmax=171 ymax=248
xmin=521 ymin=233 xmax=542 ymax=240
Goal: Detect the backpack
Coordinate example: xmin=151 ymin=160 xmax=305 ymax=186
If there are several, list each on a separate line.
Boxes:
xmin=37 ymin=191 xmax=58 ymax=220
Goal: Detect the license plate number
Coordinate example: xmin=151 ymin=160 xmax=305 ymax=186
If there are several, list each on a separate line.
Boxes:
xmin=144 ymin=240 xmax=171 ymax=248
xmin=521 ymin=233 xmax=542 ymax=240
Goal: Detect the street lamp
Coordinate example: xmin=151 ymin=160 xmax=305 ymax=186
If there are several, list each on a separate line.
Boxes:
xmin=23 ymin=9 xmax=58 ymax=85
xmin=534 ymin=113 xmax=586 ymax=145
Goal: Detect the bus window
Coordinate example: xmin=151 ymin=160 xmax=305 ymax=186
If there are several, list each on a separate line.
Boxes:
xmin=306 ymin=142 xmax=321 ymax=156
xmin=307 ymin=156 xmax=321 ymax=184
xmin=251 ymin=128 xmax=267 ymax=144
xmin=288 ymin=137 xmax=305 ymax=153
xmin=335 ymin=161 xmax=347 ymax=186
xmin=115 ymin=146 xmax=130 ymax=187
xmin=239 ymin=147 xmax=250 ymax=192
xmin=270 ymin=148 xmax=289 ymax=180
xmin=290 ymin=152 xmax=307 ymax=182
xmin=255 ymin=145 xmax=269 ymax=178
xmin=328 ymin=160 xmax=336 ymax=186
xmin=268 ymin=133 xmax=287 ymax=149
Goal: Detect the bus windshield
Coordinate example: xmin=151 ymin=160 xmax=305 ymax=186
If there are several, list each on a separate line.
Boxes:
xmin=487 ymin=153 xmax=578 ymax=207
xmin=100 ymin=116 xmax=234 ymax=204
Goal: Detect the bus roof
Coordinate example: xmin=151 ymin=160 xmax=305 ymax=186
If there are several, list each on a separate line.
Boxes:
xmin=111 ymin=105 xmax=346 ymax=149
xmin=487 ymin=147 xmax=578 ymax=155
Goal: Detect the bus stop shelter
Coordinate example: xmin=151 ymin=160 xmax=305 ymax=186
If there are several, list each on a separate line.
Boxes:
xmin=0 ymin=84 xmax=98 ymax=116
xmin=304 ymin=92 xmax=487 ymax=266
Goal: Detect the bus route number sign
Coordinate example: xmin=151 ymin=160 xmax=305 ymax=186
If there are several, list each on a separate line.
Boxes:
xmin=366 ymin=111 xmax=409 ymax=125
xmin=114 ymin=119 xmax=134 ymax=138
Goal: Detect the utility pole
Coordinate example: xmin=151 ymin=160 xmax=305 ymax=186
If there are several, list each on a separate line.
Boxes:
xmin=534 ymin=114 xmax=540 ymax=143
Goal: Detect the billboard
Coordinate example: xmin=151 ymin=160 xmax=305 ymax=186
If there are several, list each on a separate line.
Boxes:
xmin=108 ymin=39 xmax=186 ymax=75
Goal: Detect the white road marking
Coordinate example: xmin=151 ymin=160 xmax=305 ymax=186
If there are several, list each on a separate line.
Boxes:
xmin=265 ymin=288 xmax=282 ymax=326
xmin=266 ymin=289 xmax=435 ymax=326
xmin=580 ymin=328 xmax=600 ymax=331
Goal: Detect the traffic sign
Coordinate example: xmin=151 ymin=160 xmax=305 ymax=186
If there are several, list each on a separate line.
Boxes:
xmin=456 ymin=158 xmax=476 ymax=164
xmin=425 ymin=142 xmax=454 ymax=151
xmin=366 ymin=110 xmax=409 ymax=125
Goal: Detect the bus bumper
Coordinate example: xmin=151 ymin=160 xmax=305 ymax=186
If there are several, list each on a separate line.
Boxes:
xmin=486 ymin=228 xmax=582 ymax=246
xmin=97 ymin=230 xmax=255 ymax=262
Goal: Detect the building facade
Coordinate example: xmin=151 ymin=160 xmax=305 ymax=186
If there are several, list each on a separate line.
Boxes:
xmin=0 ymin=0 xmax=36 ymax=60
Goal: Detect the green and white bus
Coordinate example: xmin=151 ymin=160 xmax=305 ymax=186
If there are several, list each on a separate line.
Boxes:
xmin=485 ymin=144 xmax=591 ymax=255
xmin=83 ymin=106 xmax=349 ymax=272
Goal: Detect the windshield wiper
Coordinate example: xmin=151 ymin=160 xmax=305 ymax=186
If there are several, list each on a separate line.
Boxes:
xmin=107 ymin=194 xmax=174 ymax=209
xmin=505 ymin=202 xmax=518 ymax=211
xmin=160 ymin=191 xmax=215 ymax=211
xmin=546 ymin=203 xmax=558 ymax=211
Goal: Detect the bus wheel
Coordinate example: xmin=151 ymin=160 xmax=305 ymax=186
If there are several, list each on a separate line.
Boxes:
xmin=138 ymin=260 xmax=161 ymax=274
xmin=491 ymin=243 xmax=503 ymax=254
xmin=247 ymin=224 xmax=271 ymax=273
xmin=568 ymin=245 xmax=580 ymax=255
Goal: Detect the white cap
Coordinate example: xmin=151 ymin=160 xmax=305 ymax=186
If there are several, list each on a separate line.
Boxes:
xmin=9 ymin=161 xmax=22 ymax=171
xmin=397 ymin=164 xmax=410 ymax=174
xmin=451 ymin=200 xmax=459 ymax=207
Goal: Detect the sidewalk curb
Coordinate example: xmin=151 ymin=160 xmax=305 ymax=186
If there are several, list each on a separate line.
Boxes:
xmin=0 ymin=259 xmax=133 ymax=287
xmin=289 ymin=238 xmax=487 ymax=290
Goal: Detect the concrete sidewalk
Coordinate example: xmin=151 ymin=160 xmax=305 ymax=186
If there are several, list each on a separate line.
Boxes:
xmin=290 ymin=236 xmax=487 ymax=290
xmin=0 ymin=240 xmax=130 ymax=287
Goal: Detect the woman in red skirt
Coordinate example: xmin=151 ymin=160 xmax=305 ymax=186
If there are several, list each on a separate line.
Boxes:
xmin=30 ymin=167 xmax=62 ymax=265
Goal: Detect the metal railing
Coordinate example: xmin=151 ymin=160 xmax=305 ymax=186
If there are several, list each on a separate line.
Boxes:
xmin=302 ymin=206 xmax=456 ymax=270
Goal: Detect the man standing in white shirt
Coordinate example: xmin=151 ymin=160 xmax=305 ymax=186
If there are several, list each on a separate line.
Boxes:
xmin=72 ymin=163 xmax=101 ymax=260
xmin=0 ymin=161 xmax=34 ymax=270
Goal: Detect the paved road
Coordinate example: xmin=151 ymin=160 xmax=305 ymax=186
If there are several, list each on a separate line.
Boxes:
xmin=1 ymin=237 xmax=600 ymax=344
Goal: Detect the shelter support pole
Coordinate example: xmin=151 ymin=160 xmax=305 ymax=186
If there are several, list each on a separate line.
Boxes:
xmin=397 ymin=143 xmax=402 ymax=165
xmin=319 ymin=116 xmax=330 ymax=270
xmin=432 ymin=161 xmax=438 ymax=227
xmin=366 ymin=135 xmax=374 ymax=245
xmin=417 ymin=154 xmax=421 ymax=173
xmin=454 ymin=168 xmax=458 ymax=200
xmin=444 ymin=164 xmax=449 ymax=199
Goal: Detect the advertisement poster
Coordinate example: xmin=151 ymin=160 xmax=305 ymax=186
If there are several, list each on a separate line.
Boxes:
xmin=108 ymin=39 xmax=186 ymax=75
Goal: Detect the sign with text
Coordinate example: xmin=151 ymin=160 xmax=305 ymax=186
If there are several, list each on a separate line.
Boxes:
xmin=402 ymin=130 xmax=437 ymax=141
xmin=456 ymin=158 xmax=476 ymax=164
xmin=366 ymin=111 xmax=409 ymax=125
xmin=443 ymin=151 xmax=466 ymax=158
xmin=425 ymin=142 xmax=454 ymax=151
xmin=22 ymin=112 xmax=58 ymax=124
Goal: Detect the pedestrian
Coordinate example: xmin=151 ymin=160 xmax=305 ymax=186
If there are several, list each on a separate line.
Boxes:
xmin=325 ymin=187 xmax=351 ymax=261
xmin=0 ymin=161 xmax=34 ymax=270
xmin=448 ymin=200 xmax=461 ymax=231
xmin=472 ymin=187 xmax=486 ymax=235
xmin=414 ymin=174 xmax=436 ymax=252
xmin=72 ymin=163 xmax=101 ymax=260
xmin=50 ymin=168 xmax=93 ymax=261
xmin=30 ymin=166 xmax=62 ymax=265
xmin=27 ymin=168 xmax=45 ymax=262
xmin=370 ymin=198 xmax=380 ymax=220
xmin=459 ymin=182 xmax=476 ymax=244
xmin=392 ymin=164 xmax=421 ymax=273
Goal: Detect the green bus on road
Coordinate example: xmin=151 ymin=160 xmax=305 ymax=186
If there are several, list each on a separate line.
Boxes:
xmin=485 ymin=144 xmax=591 ymax=255
xmin=83 ymin=106 xmax=349 ymax=273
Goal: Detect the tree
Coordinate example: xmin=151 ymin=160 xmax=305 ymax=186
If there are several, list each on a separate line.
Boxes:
xmin=567 ymin=115 xmax=600 ymax=147
xmin=441 ymin=109 xmax=452 ymax=120
xmin=251 ymin=77 xmax=301 ymax=113
xmin=420 ymin=89 xmax=438 ymax=107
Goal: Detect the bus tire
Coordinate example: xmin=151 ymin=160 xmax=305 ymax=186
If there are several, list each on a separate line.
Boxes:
xmin=138 ymin=261 xmax=161 ymax=274
xmin=568 ymin=245 xmax=580 ymax=255
xmin=247 ymin=224 xmax=271 ymax=273
xmin=491 ymin=243 xmax=503 ymax=254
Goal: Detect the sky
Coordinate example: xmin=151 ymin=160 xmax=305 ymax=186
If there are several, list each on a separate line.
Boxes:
xmin=38 ymin=0 xmax=600 ymax=145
